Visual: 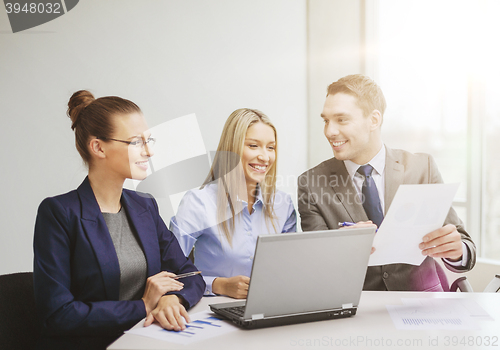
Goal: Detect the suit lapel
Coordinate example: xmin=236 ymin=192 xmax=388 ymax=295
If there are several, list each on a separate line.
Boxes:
xmin=77 ymin=177 xmax=120 ymax=300
xmin=121 ymin=191 xmax=160 ymax=276
xmin=384 ymin=147 xmax=405 ymax=213
xmin=329 ymin=159 xmax=369 ymax=222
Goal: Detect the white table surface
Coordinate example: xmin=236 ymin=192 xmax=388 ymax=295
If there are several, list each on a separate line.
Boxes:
xmin=108 ymin=291 xmax=500 ymax=350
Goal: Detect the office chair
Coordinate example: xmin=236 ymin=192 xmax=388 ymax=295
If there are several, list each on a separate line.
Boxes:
xmin=483 ymin=274 xmax=500 ymax=293
xmin=435 ymin=261 xmax=474 ymax=292
xmin=0 ymin=272 xmax=41 ymax=350
xmin=447 ymin=273 xmax=500 ymax=293
xmin=449 ymin=276 xmax=474 ymax=292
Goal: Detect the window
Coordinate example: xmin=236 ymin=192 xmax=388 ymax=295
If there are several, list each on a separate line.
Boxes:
xmin=373 ymin=0 xmax=500 ymax=260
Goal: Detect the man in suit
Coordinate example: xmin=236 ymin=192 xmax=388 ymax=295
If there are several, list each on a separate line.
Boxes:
xmin=298 ymin=74 xmax=476 ymax=291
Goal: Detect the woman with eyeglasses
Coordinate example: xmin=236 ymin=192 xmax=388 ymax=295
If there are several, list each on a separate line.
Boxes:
xmin=170 ymin=108 xmax=296 ymax=299
xmin=33 ymin=90 xmax=204 ymax=350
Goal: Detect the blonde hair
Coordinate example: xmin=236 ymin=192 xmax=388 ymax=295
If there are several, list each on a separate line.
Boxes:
xmin=203 ymin=108 xmax=278 ymax=245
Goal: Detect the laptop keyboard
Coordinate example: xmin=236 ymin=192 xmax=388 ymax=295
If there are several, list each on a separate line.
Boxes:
xmin=225 ymin=305 xmax=246 ymax=317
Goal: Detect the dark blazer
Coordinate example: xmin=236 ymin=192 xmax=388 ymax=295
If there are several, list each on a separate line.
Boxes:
xmin=33 ymin=177 xmax=205 ymax=339
xmin=298 ymin=146 xmax=476 ymax=291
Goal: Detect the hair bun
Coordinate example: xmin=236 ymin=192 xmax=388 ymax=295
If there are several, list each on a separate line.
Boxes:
xmin=67 ymin=90 xmax=95 ymax=130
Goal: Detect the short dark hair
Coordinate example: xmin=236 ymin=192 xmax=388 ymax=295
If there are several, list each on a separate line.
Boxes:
xmin=327 ymin=74 xmax=386 ymax=117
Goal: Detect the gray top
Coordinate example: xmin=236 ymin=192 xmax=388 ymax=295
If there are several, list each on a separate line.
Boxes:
xmin=102 ymin=208 xmax=148 ymax=301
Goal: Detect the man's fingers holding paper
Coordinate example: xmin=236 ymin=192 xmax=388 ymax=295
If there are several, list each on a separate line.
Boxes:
xmin=420 ymin=224 xmax=463 ymax=260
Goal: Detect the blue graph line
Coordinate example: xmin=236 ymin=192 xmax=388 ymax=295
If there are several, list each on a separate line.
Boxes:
xmin=186 ymin=324 xmax=203 ymax=329
xmin=206 ymin=316 xmax=223 ymax=321
xmin=192 ymin=320 xmax=221 ymax=327
xmin=175 ymin=332 xmax=193 ymax=338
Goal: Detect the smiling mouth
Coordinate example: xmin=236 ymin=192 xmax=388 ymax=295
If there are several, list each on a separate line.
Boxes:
xmin=249 ymin=164 xmax=268 ymax=173
xmin=135 ymin=160 xmax=149 ymax=169
xmin=331 ymin=140 xmax=347 ymax=147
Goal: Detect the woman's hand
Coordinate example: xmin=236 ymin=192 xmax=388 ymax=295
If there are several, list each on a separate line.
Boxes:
xmin=212 ymin=275 xmax=250 ymax=299
xmin=144 ymin=295 xmax=190 ymax=331
xmin=141 ymin=271 xmax=184 ymax=315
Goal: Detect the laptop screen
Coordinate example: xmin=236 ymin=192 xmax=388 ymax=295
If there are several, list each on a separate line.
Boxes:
xmin=243 ymin=228 xmax=376 ymax=319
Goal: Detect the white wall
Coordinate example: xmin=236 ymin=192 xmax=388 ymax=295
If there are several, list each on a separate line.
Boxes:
xmin=307 ymin=0 xmax=364 ymax=169
xmin=0 ymin=0 xmax=307 ymax=275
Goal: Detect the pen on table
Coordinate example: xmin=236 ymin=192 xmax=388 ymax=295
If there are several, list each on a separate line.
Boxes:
xmin=173 ymin=271 xmax=202 ymax=280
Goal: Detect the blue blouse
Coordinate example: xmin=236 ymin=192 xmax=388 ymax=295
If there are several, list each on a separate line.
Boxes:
xmin=170 ymin=184 xmax=297 ymax=295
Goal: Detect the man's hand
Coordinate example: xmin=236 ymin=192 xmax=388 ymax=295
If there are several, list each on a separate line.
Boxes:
xmin=144 ymin=295 xmax=190 ymax=331
xmin=212 ymin=275 xmax=250 ymax=299
xmin=419 ymin=224 xmax=463 ymax=261
xmin=340 ymin=220 xmax=376 ymax=230
xmin=340 ymin=221 xmax=377 ymax=254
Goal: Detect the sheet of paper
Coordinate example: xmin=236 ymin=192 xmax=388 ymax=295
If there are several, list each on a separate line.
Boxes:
xmin=368 ymin=183 xmax=459 ymax=266
xmin=401 ymin=298 xmax=494 ymax=321
xmin=386 ymin=298 xmax=493 ymax=330
xmin=125 ymin=311 xmax=239 ymax=345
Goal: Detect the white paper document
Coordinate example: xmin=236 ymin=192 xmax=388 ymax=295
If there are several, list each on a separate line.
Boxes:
xmin=387 ymin=298 xmax=493 ymax=330
xmin=125 ymin=311 xmax=239 ymax=345
xmin=368 ymin=183 xmax=460 ymax=266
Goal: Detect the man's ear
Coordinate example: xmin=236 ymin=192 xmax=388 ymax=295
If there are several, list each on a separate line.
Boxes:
xmin=89 ymin=138 xmax=107 ymax=159
xmin=369 ymin=110 xmax=382 ymax=130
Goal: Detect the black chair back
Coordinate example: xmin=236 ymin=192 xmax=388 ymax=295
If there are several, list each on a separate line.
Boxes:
xmin=0 ymin=272 xmax=40 ymax=350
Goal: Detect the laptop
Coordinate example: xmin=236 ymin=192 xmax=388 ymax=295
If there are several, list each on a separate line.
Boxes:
xmin=209 ymin=227 xmax=376 ymax=329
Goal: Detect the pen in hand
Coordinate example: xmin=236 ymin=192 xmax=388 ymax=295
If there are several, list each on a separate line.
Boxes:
xmin=338 ymin=221 xmax=378 ymax=232
xmin=338 ymin=222 xmax=356 ymax=227
xmin=339 ymin=222 xmax=377 ymax=254
xmin=172 ymin=271 xmax=202 ymax=280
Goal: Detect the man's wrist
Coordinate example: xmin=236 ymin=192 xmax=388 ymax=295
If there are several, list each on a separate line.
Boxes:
xmin=443 ymin=242 xmax=468 ymax=267
xmin=447 ymin=255 xmax=462 ymax=262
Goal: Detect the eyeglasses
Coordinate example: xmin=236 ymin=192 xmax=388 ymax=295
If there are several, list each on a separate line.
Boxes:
xmin=98 ymin=137 xmax=156 ymax=148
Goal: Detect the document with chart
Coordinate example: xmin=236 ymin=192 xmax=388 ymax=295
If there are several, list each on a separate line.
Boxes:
xmin=386 ymin=298 xmax=493 ymax=330
xmin=125 ymin=311 xmax=238 ymax=344
xmin=368 ymin=183 xmax=459 ymax=266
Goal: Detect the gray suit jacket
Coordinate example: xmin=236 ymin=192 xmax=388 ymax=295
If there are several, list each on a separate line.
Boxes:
xmin=297 ymin=146 xmax=476 ymax=291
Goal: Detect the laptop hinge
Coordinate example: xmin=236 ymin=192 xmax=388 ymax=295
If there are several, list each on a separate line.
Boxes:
xmin=342 ymin=303 xmax=353 ymax=309
xmin=251 ymin=313 xmax=264 ymax=320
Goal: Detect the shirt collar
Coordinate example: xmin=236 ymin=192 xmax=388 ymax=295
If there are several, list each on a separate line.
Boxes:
xmin=255 ymin=185 xmax=263 ymax=202
xmin=239 ymin=185 xmax=263 ymax=209
xmin=344 ymin=144 xmax=386 ymax=179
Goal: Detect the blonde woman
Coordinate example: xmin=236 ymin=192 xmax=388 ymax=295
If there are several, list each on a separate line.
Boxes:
xmin=170 ymin=108 xmax=296 ymax=299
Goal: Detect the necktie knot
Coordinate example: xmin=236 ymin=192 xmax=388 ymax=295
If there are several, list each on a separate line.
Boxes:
xmin=357 ymin=164 xmax=374 ymax=178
